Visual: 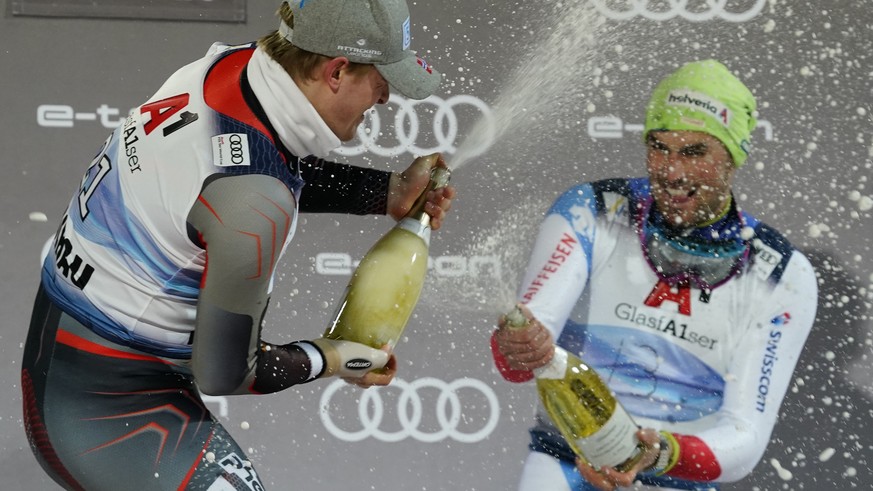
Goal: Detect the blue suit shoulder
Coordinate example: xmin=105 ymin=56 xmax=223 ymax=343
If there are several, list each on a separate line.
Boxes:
xmin=549 ymin=178 xmax=649 ymax=224
xmin=586 ymin=177 xmax=650 ymax=213
xmin=552 ymin=178 xmax=629 ymax=210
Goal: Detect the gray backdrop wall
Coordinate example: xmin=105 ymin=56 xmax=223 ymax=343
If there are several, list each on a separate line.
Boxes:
xmin=1 ymin=1 xmax=871 ymax=489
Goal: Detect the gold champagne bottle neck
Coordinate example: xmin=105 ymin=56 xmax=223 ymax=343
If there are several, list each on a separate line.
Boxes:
xmin=404 ymin=163 xmax=451 ymax=227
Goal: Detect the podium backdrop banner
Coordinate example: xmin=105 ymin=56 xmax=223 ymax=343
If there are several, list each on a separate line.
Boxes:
xmin=1 ymin=1 xmax=871 ymax=490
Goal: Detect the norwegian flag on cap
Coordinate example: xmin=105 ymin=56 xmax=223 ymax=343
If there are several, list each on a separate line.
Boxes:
xmin=416 ymin=57 xmax=433 ymax=74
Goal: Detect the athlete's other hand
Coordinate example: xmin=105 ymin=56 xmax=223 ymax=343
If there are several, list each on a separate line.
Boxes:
xmin=575 ymin=428 xmax=662 ymax=491
xmin=387 ymin=153 xmax=455 ymax=231
xmin=494 ymin=304 xmax=555 ymax=371
xmin=311 ymin=338 xmax=390 ymax=379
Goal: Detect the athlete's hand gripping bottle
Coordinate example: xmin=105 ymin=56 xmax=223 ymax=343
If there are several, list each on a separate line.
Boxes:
xmin=505 ymin=306 xmax=647 ymax=471
xmin=323 ymin=155 xmax=451 ymax=350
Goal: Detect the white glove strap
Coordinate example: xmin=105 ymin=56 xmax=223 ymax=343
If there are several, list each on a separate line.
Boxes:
xmin=293 ymin=341 xmax=324 ymax=381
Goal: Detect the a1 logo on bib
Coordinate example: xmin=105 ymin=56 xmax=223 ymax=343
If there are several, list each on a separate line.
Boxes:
xmin=212 ymin=133 xmax=250 ymax=167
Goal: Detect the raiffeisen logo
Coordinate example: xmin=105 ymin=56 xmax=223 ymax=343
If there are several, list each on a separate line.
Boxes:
xmin=316 ymin=252 xmax=501 ymax=278
xmin=587 ymin=116 xmax=773 ymax=141
xmin=38 ymin=104 xmax=128 ymax=128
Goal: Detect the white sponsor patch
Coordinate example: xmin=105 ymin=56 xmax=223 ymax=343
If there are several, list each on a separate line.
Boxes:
xmin=212 ymin=133 xmax=250 ymax=167
xmin=666 ymin=89 xmax=732 ymax=127
xmin=603 ymin=193 xmax=627 ymax=221
xmin=752 ymin=239 xmax=783 ymax=281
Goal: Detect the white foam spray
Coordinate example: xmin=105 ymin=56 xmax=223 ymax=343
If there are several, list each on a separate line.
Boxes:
xmin=450 ymin=2 xmax=613 ymax=170
xmin=422 ymin=193 xmax=550 ymax=315
xmin=424 ymin=3 xmax=619 ymax=317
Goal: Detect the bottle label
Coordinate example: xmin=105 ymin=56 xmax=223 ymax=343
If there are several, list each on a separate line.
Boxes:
xmin=574 ymin=405 xmax=639 ymax=468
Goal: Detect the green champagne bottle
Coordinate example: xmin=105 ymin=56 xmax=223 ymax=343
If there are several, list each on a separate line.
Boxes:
xmin=506 ymin=306 xmax=647 ymax=471
xmin=323 ymin=155 xmax=450 ymax=350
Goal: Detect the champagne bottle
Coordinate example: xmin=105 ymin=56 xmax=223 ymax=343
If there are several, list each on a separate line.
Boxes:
xmin=505 ymin=306 xmax=647 ymax=471
xmin=323 ymin=155 xmax=450 ymax=350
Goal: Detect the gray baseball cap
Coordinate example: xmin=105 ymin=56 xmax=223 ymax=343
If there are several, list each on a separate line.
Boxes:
xmin=279 ymin=0 xmax=441 ymax=100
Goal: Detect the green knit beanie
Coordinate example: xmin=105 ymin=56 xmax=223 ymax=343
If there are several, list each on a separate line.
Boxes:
xmin=644 ymin=60 xmax=757 ymax=167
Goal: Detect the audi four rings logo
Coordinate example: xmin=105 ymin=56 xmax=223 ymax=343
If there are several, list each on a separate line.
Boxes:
xmin=337 ymin=95 xmax=495 ymax=158
xmin=228 ymin=134 xmax=245 ymax=165
xmin=591 ymin=0 xmax=766 ymax=22
xmin=212 ymin=133 xmax=250 ymax=167
xmin=320 ymin=377 xmax=500 ymax=443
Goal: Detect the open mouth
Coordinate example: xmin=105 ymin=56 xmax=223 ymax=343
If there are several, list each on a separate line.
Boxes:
xmin=665 ymin=187 xmax=696 ymax=199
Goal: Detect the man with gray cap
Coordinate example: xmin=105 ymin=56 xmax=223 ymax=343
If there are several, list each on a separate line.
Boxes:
xmin=22 ymin=1 xmax=453 ymax=489
xmin=491 ymin=60 xmax=817 ymax=490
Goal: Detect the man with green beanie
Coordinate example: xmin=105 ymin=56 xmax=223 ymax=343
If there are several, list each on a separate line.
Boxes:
xmin=491 ymin=60 xmax=817 ymax=490
xmin=645 ymin=59 xmax=757 ymax=168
